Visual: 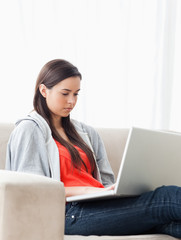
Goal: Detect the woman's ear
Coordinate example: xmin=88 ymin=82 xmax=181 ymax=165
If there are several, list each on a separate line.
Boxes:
xmin=39 ymin=84 xmax=47 ymax=98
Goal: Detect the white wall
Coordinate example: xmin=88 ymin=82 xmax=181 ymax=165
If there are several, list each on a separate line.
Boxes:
xmin=1 ymin=0 xmax=181 ymax=131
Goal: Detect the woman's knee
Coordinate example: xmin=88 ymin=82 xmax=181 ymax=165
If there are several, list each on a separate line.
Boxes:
xmin=153 ymin=185 xmax=181 ymax=202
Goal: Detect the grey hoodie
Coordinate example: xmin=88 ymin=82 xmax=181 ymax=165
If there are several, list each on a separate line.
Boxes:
xmin=6 ymin=111 xmax=115 ymax=187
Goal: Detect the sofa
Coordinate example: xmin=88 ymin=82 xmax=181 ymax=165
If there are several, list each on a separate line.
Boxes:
xmin=0 ymin=123 xmax=178 ymax=240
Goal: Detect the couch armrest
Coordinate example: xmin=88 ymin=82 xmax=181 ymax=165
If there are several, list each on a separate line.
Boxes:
xmin=0 ymin=170 xmax=65 ymax=240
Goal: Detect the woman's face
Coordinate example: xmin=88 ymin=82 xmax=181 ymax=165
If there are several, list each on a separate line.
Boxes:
xmin=40 ymin=76 xmax=80 ymax=123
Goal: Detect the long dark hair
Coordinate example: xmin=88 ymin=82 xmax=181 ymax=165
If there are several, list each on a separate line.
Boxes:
xmin=33 ymin=59 xmax=95 ymax=172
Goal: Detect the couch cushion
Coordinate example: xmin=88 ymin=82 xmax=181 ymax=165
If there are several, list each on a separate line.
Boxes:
xmin=64 ymin=234 xmax=178 ymax=240
xmin=0 ymin=123 xmax=14 ymax=169
xmin=96 ymin=128 xmax=129 ymax=178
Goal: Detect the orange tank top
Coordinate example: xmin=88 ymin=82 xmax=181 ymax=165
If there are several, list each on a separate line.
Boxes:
xmin=54 ymin=140 xmax=104 ymax=188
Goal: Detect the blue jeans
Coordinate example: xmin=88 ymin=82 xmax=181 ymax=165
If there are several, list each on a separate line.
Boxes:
xmin=65 ymin=186 xmax=181 ymax=237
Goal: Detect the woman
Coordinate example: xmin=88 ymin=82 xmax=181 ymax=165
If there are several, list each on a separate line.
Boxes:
xmin=6 ymin=59 xmax=181 ymax=237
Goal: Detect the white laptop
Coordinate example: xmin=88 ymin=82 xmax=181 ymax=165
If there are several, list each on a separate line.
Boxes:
xmin=66 ymin=127 xmax=181 ymax=202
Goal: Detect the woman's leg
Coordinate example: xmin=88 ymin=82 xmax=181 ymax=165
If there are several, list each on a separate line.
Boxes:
xmin=153 ymin=222 xmax=181 ymax=238
xmin=65 ymin=186 xmax=181 ymax=237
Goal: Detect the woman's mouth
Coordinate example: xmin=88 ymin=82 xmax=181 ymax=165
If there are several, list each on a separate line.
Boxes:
xmin=64 ymin=108 xmax=73 ymax=112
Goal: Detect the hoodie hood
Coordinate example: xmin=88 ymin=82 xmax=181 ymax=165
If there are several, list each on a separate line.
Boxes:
xmin=16 ymin=111 xmax=52 ymax=143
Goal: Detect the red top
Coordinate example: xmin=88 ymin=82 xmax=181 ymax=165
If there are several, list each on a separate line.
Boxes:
xmin=55 ymin=140 xmax=104 ymax=188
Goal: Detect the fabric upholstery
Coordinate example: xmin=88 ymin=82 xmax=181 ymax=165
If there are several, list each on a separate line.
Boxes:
xmin=96 ymin=128 xmax=129 ymax=178
xmin=0 ymin=123 xmax=14 ymax=169
xmin=0 ymin=170 xmax=65 ymax=240
xmin=64 ymin=234 xmax=177 ymax=240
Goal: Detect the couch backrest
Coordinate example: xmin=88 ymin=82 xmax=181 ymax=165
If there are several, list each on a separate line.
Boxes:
xmin=0 ymin=123 xmax=15 ymax=169
xmin=0 ymin=123 xmax=129 ymax=178
xmin=96 ymin=128 xmax=129 ymax=178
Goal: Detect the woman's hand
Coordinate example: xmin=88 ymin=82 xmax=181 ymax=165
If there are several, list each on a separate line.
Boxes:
xmin=65 ymin=184 xmax=115 ymax=198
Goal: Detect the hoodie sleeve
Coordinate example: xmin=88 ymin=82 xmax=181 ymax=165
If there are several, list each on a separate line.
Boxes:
xmin=6 ymin=120 xmax=51 ymax=177
xmin=78 ymin=121 xmax=115 ymax=187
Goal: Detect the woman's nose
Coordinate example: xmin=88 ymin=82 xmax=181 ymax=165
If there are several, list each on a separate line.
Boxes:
xmin=67 ymin=95 xmax=76 ymax=104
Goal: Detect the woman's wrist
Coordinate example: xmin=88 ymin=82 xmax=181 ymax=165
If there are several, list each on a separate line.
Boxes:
xmin=65 ymin=185 xmax=115 ymax=197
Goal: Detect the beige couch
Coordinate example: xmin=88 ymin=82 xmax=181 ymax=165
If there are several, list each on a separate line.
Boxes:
xmin=0 ymin=123 xmax=178 ymax=240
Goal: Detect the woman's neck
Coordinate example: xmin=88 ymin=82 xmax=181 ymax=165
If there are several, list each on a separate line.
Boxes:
xmin=52 ymin=116 xmax=62 ymax=129
xmin=52 ymin=116 xmax=72 ymax=143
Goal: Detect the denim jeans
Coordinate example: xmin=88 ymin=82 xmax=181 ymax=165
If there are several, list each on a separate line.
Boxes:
xmin=65 ymin=186 xmax=181 ymax=237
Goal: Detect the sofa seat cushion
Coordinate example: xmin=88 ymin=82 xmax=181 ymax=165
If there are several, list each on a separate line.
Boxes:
xmin=64 ymin=234 xmax=178 ymax=240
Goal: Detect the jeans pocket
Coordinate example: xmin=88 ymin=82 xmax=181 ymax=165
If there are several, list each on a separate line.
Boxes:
xmin=66 ymin=202 xmax=79 ymax=216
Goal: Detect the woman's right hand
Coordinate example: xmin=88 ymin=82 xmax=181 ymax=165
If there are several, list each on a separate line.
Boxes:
xmin=65 ymin=184 xmax=115 ymax=198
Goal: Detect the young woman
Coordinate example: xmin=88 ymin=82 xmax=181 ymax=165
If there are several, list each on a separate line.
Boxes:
xmin=6 ymin=59 xmax=181 ymax=237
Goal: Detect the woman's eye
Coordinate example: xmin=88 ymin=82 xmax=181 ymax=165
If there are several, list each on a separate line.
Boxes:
xmin=61 ymin=92 xmax=79 ymax=96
